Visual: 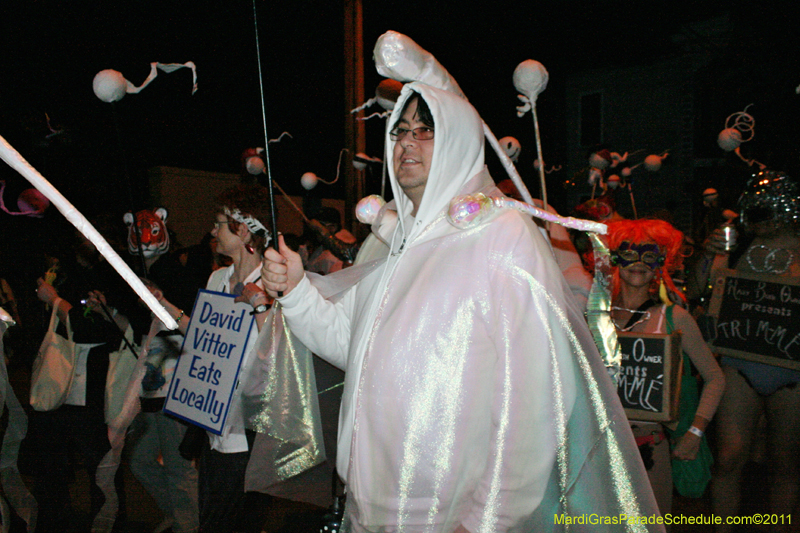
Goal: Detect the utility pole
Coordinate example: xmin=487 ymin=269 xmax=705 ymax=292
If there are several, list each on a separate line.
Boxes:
xmin=343 ymin=0 xmax=365 ymax=237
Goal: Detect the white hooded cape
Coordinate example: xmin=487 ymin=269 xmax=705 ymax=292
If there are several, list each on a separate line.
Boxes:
xmin=280 ymin=83 xmax=661 ymax=532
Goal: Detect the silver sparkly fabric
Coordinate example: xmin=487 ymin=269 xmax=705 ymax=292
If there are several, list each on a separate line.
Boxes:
xmin=239 ymin=304 xmax=326 ymax=489
xmin=586 ymin=232 xmax=622 ymax=385
xmin=738 ymin=170 xmax=800 ymax=231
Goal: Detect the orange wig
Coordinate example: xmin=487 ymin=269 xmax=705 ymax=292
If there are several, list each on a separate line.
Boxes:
xmin=605 ymin=218 xmax=686 ymax=303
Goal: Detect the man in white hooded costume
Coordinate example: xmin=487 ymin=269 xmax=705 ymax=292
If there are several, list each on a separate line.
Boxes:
xmin=264 ymin=82 xmax=662 ymax=532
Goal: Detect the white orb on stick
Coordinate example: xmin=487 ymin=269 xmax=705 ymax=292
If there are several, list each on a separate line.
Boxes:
xmin=499 ymin=136 xmax=521 ymax=162
xmin=589 ymin=152 xmax=611 ymax=170
xmin=245 ymin=156 xmax=265 ymax=175
xmin=375 ymin=79 xmax=404 ymax=111
xmin=717 ymin=128 xmax=742 ymax=152
xmin=644 ymin=154 xmax=665 ymax=171
xmin=301 ymin=172 xmax=319 ymax=190
xmin=513 ymin=60 xmax=549 ymax=104
xmin=722 ymin=209 xmax=738 ymax=221
xmin=702 ymin=188 xmax=719 ymax=206
xmin=93 ymin=69 xmax=128 ymax=103
xmin=607 ymin=174 xmax=621 ymax=189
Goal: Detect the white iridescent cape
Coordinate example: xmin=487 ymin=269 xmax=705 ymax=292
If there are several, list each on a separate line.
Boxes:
xmin=278 ymin=83 xmax=661 ymax=532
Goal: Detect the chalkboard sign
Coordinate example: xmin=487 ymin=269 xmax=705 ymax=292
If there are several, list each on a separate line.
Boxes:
xmin=708 ymin=269 xmax=800 ymax=371
xmin=616 ymin=331 xmax=682 ymax=422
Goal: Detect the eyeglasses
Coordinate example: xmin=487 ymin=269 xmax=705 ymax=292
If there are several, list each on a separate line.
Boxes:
xmin=389 ymin=126 xmax=434 ymax=141
xmin=213 ymin=220 xmax=231 ymax=230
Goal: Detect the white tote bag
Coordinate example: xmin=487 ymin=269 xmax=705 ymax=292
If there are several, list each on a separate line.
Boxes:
xmin=104 ymin=325 xmax=139 ymax=424
xmin=30 ymin=298 xmax=77 ymax=411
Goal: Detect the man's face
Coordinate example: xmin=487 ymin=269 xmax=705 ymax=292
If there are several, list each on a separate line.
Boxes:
xmin=393 ymin=98 xmax=435 ymax=210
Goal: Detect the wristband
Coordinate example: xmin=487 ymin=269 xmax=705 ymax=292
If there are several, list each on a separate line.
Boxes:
xmin=687 ymin=426 xmax=703 ymax=437
xmin=174 ymin=309 xmax=185 ymax=322
xmin=249 ymin=292 xmax=269 ymax=307
xmin=250 ymin=303 xmax=269 ymax=315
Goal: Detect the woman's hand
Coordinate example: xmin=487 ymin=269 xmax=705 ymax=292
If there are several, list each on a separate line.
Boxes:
xmin=146 ymin=284 xmax=164 ymax=303
xmin=671 ymin=432 xmax=701 ymax=461
xmin=85 ymin=290 xmax=107 ymax=310
xmin=36 ymin=278 xmax=58 ymax=305
xmin=703 ymin=226 xmax=735 ymax=257
xmin=262 ymin=234 xmax=304 ymax=298
xmin=234 ymin=282 xmax=270 ymax=309
xmin=36 ymin=278 xmax=72 ymax=320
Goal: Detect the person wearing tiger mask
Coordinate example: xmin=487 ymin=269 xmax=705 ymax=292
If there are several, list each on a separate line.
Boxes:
xmin=124 ymin=207 xmax=201 ymax=533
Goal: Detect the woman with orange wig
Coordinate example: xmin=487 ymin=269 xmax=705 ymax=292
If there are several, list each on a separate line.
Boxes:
xmin=607 ymin=218 xmax=725 ymax=516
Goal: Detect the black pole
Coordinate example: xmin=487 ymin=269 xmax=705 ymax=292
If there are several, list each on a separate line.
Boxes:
xmin=251 ymin=0 xmax=279 ymax=243
xmin=252 ymin=0 xmax=282 ymax=296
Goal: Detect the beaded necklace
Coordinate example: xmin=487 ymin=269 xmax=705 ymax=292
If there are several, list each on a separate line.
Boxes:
xmin=745 ymin=244 xmax=795 ymax=274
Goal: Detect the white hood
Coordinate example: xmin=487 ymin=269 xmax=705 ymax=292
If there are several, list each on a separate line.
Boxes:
xmin=386 ymin=82 xmax=485 ymax=243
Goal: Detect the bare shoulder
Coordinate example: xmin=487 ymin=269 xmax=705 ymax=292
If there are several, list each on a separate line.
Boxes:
xmin=670 ymin=304 xmax=703 ymax=333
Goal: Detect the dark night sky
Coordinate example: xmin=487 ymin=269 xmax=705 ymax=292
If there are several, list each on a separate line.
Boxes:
xmin=0 ymin=2 xmax=726 ymax=198
xmin=1 ymin=1 xmax=799 ymax=251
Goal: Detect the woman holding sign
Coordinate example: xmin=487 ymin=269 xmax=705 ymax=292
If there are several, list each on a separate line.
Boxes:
xmin=155 ymin=184 xmax=274 ymax=533
xmin=697 ymin=171 xmax=800 ymax=532
xmin=606 ymin=218 xmax=725 ymax=517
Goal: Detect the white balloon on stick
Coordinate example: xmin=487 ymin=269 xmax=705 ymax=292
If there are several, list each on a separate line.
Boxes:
xmin=92 ymin=62 xmax=198 ymax=103
xmin=644 ymin=153 xmax=668 ymax=172
xmin=0 ymin=135 xmax=178 ymax=330
xmin=717 ymin=128 xmax=742 ymax=152
xmin=93 ymin=70 xmax=129 ymax=103
xmin=498 ymin=136 xmax=521 ymax=162
xmin=301 ymin=172 xmax=319 ymax=190
xmin=514 ymin=59 xmax=550 ymax=210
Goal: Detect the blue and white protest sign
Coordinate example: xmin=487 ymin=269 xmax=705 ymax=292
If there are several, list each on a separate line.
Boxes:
xmin=164 ymin=290 xmax=255 ymax=435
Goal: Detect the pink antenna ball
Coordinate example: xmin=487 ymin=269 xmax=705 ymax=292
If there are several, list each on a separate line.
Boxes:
xmin=301 ymin=172 xmax=319 ymax=190
xmin=17 ymin=189 xmax=50 ymax=217
xmin=717 ymin=128 xmax=742 ymax=152
xmin=93 ymin=69 xmax=127 ymax=103
xmin=621 ymin=167 xmax=632 ymax=178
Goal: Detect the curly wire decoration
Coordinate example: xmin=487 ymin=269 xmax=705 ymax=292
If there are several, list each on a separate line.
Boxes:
xmin=723 ymin=104 xmax=765 ymax=169
xmin=350 ymin=96 xmax=378 ymax=114
xmin=534 ymin=161 xmax=562 ymax=174
xmin=315 ymin=148 xmax=349 ymax=186
xmin=267 ymin=131 xmax=293 ymax=144
xmin=357 ymin=111 xmax=391 ymax=121
xmin=735 ymin=147 xmax=766 ymax=170
xmin=725 ymin=104 xmax=756 ymax=143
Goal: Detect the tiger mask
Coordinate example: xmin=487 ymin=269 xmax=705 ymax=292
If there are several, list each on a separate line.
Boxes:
xmin=124 ymin=208 xmax=170 ymax=258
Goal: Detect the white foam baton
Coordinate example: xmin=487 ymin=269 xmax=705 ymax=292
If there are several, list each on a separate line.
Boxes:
xmin=0 ymin=135 xmax=178 ymax=330
xmin=448 ymin=193 xmax=607 ymax=235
